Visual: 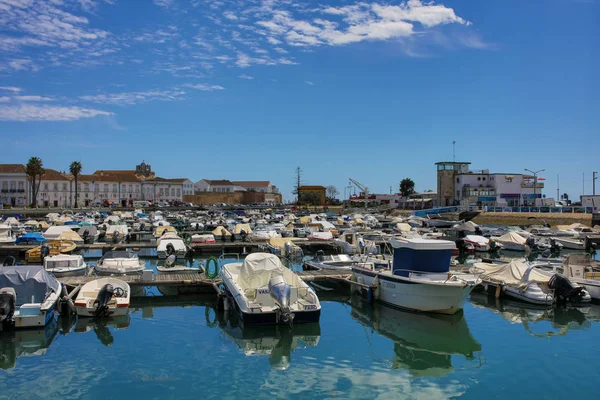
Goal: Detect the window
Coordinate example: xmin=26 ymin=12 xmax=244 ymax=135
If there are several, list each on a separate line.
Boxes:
xmin=67 ymin=183 xmax=71 ymax=191
xmin=477 ymin=177 xmax=481 ymax=181
xmin=53 ymin=183 xmax=58 ymax=191
xmin=135 ymin=186 xmax=139 ymax=193
xmin=10 ymin=181 xmax=16 ymax=190
xmin=159 ymin=188 xmax=164 ymax=196
xmin=176 ymin=189 xmax=180 ymax=196
xmin=483 ymin=177 xmax=486 ymax=181
xmin=84 ymin=183 xmax=89 ymax=192
xmin=457 ymin=190 xmax=460 ymax=198
xmin=18 ymin=182 xmax=24 ymax=191
xmin=1 ymin=181 xmax=7 ymax=191
xmin=129 ymin=184 xmax=133 ymax=193
xmin=104 ymin=184 xmax=108 ymax=192
xmin=44 ymin=183 xmax=49 ymax=191
xmin=171 ymin=188 xmax=175 ymax=196
xmin=112 ymin=184 xmax=117 ymax=193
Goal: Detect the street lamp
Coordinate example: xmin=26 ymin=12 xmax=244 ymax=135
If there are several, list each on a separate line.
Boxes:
xmin=524 ymin=168 xmax=545 ymax=206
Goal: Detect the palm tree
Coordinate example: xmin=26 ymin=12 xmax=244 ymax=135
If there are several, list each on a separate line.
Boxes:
xmin=26 ymin=157 xmax=45 ymax=208
xmin=69 ymin=161 xmax=82 ymax=208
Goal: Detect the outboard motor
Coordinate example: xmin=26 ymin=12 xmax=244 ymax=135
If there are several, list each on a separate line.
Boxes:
xmin=2 ymin=256 xmax=16 ymax=266
xmin=550 ymin=238 xmax=562 ymax=253
xmin=284 ymin=241 xmax=293 ymax=257
xmin=166 ymin=243 xmax=175 ymax=256
xmin=525 ymin=236 xmax=536 ymax=250
xmin=140 ymin=223 xmax=146 ymax=232
xmin=268 ymin=274 xmax=293 ymax=324
xmin=548 ymin=274 xmax=586 ymax=304
xmin=489 ymin=240 xmax=498 ymax=252
xmin=541 ymin=249 xmax=551 ymax=259
xmin=240 ymin=230 xmax=247 ymax=242
xmin=82 ymin=229 xmax=90 ymax=244
xmin=0 ymin=287 xmax=16 ymax=329
xmin=112 ymin=231 xmax=120 ymax=244
xmin=40 ymin=243 xmax=50 ymax=263
xmin=165 ymin=254 xmax=176 ymax=267
xmin=93 ymin=284 xmax=115 ymax=318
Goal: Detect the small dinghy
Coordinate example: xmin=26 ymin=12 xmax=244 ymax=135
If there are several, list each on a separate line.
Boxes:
xmin=74 ymin=278 xmax=130 ymax=317
xmin=221 ymin=253 xmax=321 ymax=325
xmin=156 ymin=255 xmax=203 ymax=273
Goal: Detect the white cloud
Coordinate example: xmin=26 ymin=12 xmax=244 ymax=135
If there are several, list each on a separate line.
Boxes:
xmin=223 ymin=11 xmax=238 ymax=21
xmin=0 ymin=96 xmax=10 ymax=102
xmin=238 ymin=74 xmax=254 ymax=80
xmin=7 ymin=58 xmax=39 ymax=72
xmin=152 ymin=0 xmax=173 ymax=8
xmin=304 ymin=80 xmax=314 ymax=86
xmin=80 ymin=89 xmax=187 ymax=105
xmin=0 ymin=86 xmax=21 ymax=93
xmin=134 ymin=28 xmax=178 ymax=43
xmin=182 ymin=83 xmax=225 ymax=91
xmin=14 ymin=95 xmax=54 ymax=101
xmin=0 ymin=104 xmax=113 ymax=121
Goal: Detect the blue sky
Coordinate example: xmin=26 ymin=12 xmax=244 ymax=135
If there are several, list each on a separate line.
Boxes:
xmin=0 ymin=0 xmax=598 ymax=201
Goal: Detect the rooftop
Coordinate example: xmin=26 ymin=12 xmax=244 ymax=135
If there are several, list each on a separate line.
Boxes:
xmin=0 ymin=164 xmax=26 ymax=173
xmin=435 ymin=161 xmax=471 ymax=165
xmin=299 ymin=185 xmax=326 ymax=190
xmin=233 ymin=181 xmax=271 ymax=187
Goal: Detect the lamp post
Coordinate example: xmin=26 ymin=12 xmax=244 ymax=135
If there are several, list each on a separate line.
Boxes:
xmin=524 ymin=168 xmax=545 ymax=206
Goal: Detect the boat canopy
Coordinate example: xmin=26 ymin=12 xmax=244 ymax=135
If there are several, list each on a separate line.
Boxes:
xmin=464 ymin=235 xmax=489 ymax=245
xmin=472 ymin=260 xmax=549 ymax=285
xmin=57 ymin=230 xmax=83 ymax=242
xmin=497 ymin=232 xmax=526 ymax=245
xmin=16 ymin=232 xmax=46 ymax=244
xmin=234 ymin=224 xmax=253 ymax=235
xmin=101 ymin=251 xmax=137 ymax=260
xmin=454 ymin=221 xmax=478 ymax=232
xmin=0 ymin=266 xmax=61 ymax=306
xmin=268 ymin=237 xmax=299 ymax=248
xmin=212 ymin=226 xmax=231 ymax=236
xmin=391 ymin=238 xmax=455 ymax=277
xmin=239 ymin=253 xmax=285 ymax=289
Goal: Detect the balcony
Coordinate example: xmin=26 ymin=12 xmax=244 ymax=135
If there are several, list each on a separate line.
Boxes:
xmin=521 ymin=182 xmax=544 ymax=189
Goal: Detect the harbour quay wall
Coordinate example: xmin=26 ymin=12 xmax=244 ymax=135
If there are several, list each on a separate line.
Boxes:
xmin=470 ymin=212 xmax=594 ymax=227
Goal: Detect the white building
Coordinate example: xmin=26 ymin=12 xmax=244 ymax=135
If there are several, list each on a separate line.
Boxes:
xmin=232 ymin=181 xmax=279 ymax=193
xmin=33 ymin=169 xmax=72 ymax=208
xmin=0 ymin=164 xmax=28 ymax=207
xmin=195 ymin=179 xmax=238 ymax=193
xmin=181 ymin=179 xmax=194 ymax=196
xmin=455 ymin=169 xmax=544 ymax=207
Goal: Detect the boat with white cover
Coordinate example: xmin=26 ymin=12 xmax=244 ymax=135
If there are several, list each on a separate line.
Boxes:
xmin=492 ymin=232 xmax=528 ymax=251
xmin=0 ymin=266 xmax=61 ymax=329
xmin=156 ymin=232 xmax=187 ymax=259
xmin=74 ymin=277 xmax=130 ymax=317
xmin=532 ymin=254 xmax=600 ymax=301
xmin=221 ymin=253 xmax=321 ymax=325
xmin=95 ymin=251 xmax=145 ymax=275
xmin=472 ymin=259 xmax=591 ymax=305
xmin=0 ymin=224 xmax=16 ymax=244
xmin=43 ymin=254 xmax=88 ymax=277
xmin=351 ymin=238 xmax=480 ymax=315
xmin=550 ymin=236 xmax=586 ymax=250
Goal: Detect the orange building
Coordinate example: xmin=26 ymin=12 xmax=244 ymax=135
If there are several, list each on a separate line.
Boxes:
xmin=298 ymin=185 xmax=326 ymax=205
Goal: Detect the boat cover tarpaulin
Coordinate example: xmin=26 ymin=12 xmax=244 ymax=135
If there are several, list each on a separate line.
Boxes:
xmin=16 ymin=232 xmax=46 ymax=243
xmin=497 ymin=232 xmax=526 ymax=245
xmin=0 ymin=266 xmax=61 ymax=306
xmin=454 ymin=221 xmax=478 ymax=232
xmin=234 ymin=224 xmax=252 ymax=235
xmin=239 ymin=253 xmax=284 ymax=289
xmin=212 ymin=226 xmax=231 ymax=236
xmin=464 ymin=235 xmax=489 ymax=246
xmin=471 ymin=260 xmax=549 ymax=286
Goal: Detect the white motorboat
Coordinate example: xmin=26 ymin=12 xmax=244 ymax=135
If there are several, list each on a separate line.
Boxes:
xmin=156 ymin=232 xmax=187 ymax=259
xmin=305 ymin=253 xmax=356 ymax=271
xmin=190 ymin=234 xmax=216 ymax=244
xmin=534 ymin=254 xmax=600 ymax=301
xmin=95 ymin=251 xmax=145 ymax=275
xmin=74 ymin=277 xmax=130 ymax=317
xmin=472 ymin=259 xmax=591 ymax=305
xmin=334 ymin=232 xmax=378 ymax=255
xmin=42 ymin=226 xmax=75 ymax=241
xmin=265 ymin=238 xmax=304 ymax=259
xmin=43 ymin=254 xmax=88 ymax=277
xmin=307 ymin=230 xmax=333 ymax=241
xmin=352 ymin=238 xmax=480 ymax=315
xmin=250 ymin=226 xmax=282 ymax=241
xmin=492 ymin=232 xmax=527 ymax=251
xmin=0 ymin=224 xmax=16 ymax=244
xmin=550 ymin=236 xmax=586 ymax=250
xmin=0 ymin=266 xmax=61 ymax=329
xmin=105 ymin=225 xmax=129 ymax=241
xmin=221 ymin=253 xmax=321 ymax=325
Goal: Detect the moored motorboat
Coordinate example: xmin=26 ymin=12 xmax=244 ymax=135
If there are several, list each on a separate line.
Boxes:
xmin=221 ymin=253 xmax=321 ymax=325
xmin=550 ymin=236 xmax=586 ymax=250
xmin=156 ymin=232 xmax=187 ymax=259
xmin=95 ymin=251 xmax=145 ymax=275
xmin=74 ymin=277 xmax=130 ymax=317
xmin=351 ymin=238 xmax=480 ymax=314
xmin=0 ymin=266 xmax=61 ymax=329
xmin=43 ymin=254 xmax=88 ymax=277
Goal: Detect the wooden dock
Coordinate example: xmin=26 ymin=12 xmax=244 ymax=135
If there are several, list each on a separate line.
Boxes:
xmin=0 ymin=239 xmax=342 ymax=256
xmin=58 ymin=269 xmax=352 ymax=290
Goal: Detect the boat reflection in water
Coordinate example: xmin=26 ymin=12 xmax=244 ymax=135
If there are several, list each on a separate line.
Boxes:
xmin=0 ymin=317 xmax=59 ymax=370
xmin=350 ymin=296 xmax=482 ymax=377
xmin=73 ymin=314 xmax=131 ymax=346
xmin=470 ymin=292 xmax=594 ymax=336
xmin=221 ymin=319 xmax=320 ymax=370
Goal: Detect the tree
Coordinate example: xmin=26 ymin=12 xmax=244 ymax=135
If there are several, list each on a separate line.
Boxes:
xmin=26 ymin=157 xmax=45 ymax=208
xmin=293 ymin=166 xmax=303 ymax=202
xmin=326 ymin=185 xmax=339 ymax=203
xmin=69 ymin=161 xmax=82 ymax=208
xmin=399 ymin=178 xmax=416 ymax=197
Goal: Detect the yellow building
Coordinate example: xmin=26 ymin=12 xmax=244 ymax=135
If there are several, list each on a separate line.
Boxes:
xmin=298 ymin=185 xmax=326 ymax=205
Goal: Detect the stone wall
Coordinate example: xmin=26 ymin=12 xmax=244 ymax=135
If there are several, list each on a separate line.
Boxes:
xmin=183 ymin=192 xmax=244 ymax=205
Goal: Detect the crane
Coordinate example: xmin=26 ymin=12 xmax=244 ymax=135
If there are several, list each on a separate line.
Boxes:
xmin=349 ymin=178 xmax=368 ymax=210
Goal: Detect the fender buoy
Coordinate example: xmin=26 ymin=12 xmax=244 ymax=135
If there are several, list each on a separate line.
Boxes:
xmin=205 ymin=257 xmax=219 ymax=279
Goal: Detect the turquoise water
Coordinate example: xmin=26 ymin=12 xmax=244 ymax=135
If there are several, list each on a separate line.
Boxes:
xmin=1 ymin=253 xmax=599 ymax=399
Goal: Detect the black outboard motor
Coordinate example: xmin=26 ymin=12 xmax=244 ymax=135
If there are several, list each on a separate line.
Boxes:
xmin=475 ymin=226 xmax=483 ymax=236
xmin=550 ymin=238 xmax=561 ymax=253
xmin=166 ymin=243 xmax=175 ymax=256
xmin=541 ymin=249 xmax=551 ymax=259
xmin=82 ymin=229 xmax=90 ymax=244
xmin=93 ymin=284 xmax=115 ymax=318
xmin=165 ymin=254 xmax=176 ymax=267
xmin=2 ymin=256 xmax=16 ymax=266
xmin=548 ymin=274 xmax=586 ymax=304
xmin=525 ymin=236 xmax=537 ymax=251
xmin=40 ymin=243 xmax=50 ymax=263
xmin=112 ymin=231 xmax=120 ymax=244
xmin=0 ymin=287 xmax=16 ymax=329
xmin=241 ymin=230 xmax=247 ymax=242
xmin=140 ymin=223 xmax=145 ymax=232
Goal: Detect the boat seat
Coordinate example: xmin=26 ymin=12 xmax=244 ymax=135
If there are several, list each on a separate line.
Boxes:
xmin=585 ymin=272 xmax=600 ymax=280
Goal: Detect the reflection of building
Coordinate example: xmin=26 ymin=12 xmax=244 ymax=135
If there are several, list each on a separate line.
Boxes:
xmin=0 ymin=164 xmax=27 ymax=207
xmin=298 ymin=186 xmax=326 ymax=205
xmin=436 ymin=161 xmax=545 ymax=207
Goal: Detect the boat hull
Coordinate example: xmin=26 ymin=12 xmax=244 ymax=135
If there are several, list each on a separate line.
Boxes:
xmin=75 ymin=305 xmax=129 ymax=318
xmin=352 ymin=268 xmax=476 ymax=315
xmin=14 ymin=301 xmax=57 ymax=328
xmin=226 ymin=292 xmax=321 ymax=326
